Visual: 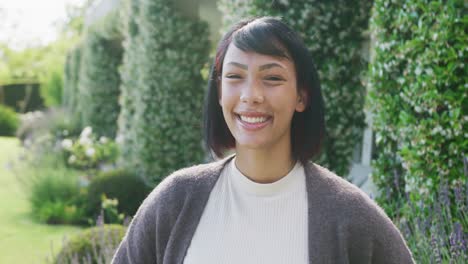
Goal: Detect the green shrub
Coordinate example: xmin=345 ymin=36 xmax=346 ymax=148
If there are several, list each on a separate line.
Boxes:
xmin=40 ymin=67 xmax=63 ymax=107
xmin=218 ymin=0 xmax=373 ymax=177
xmin=86 ymin=169 xmax=151 ymax=220
xmin=36 ymin=201 xmax=85 ymax=225
xmin=53 ymin=224 xmax=126 ymax=264
xmin=23 ymin=162 xmax=87 ymax=225
xmin=0 ymin=104 xmax=19 ymax=136
xmin=368 ymin=0 xmax=467 ymax=215
xmin=126 ymin=0 xmax=210 ymax=185
xmin=78 ymin=11 xmax=123 ymax=138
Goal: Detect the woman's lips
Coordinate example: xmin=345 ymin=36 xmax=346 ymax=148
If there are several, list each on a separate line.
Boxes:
xmin=236 ymin=114 xmax=272 ymax=131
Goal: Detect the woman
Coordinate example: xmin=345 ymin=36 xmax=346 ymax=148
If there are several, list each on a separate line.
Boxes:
xmin=112 ymin=17 xmax=414 ymax=264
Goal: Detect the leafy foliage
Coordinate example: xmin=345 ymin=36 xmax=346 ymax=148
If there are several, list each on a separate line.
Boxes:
xmin=368 ymin=0 xmax=467 ymax=213
xmin=78 ymin=11 xmax=123 ymax=138
xmin=86 ymin=169 xmax=151 ymax=221
xmin=218 ymin=0 xmax=373 ymax=177
xmin=0 ymin=104 xmax=19 ymax=136
xmin=116 ymin=0 xmax=141 ymax=170
xmin=53 ymin=224 xmax=126 ymax=264
xmin=122 ymin=0 xmax=210 ymax=185
xmin=16 ymin=154 xmax=87 ymax=225
xmin=40 ymin=67 xmax=63 ymax=107
xmin=63 ymin=44 xmax=82 ymax=121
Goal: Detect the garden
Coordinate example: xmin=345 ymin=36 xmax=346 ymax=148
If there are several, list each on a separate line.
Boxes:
xmin=0 ymin=0 xmax=466 ymax=263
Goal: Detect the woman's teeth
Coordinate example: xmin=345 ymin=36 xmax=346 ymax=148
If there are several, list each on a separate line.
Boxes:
xmin=239 ymin=115 xmax=268 ymax=124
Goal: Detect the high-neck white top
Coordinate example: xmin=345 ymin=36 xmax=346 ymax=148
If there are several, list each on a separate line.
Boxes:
xmin=183 ymin=158 xmax=308 ymax=264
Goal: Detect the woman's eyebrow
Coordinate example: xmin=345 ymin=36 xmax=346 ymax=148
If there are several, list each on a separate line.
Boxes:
xmin=226 ymin=62 xmax=248 ymax=70
xmin=259 ymin=63 xmax=285 ymax=71
xmin=226 ymin=62 xmax=285 ymax=71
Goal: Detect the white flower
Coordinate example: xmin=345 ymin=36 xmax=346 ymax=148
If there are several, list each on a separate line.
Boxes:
xmin=79 ymin=136 xmax=92 ymax=146
xmin=85 ymin=148 xmax=95 ymax=157
xmin=80 ymin=126 xmax=93 ymax=138
xmin=68 ymin=155 xmax=77 ymax=164
xmin=24 ymin=138 xmax=32 ymax=148
xmin=115 ymin=134 xmax=124 ymax=144
xmin=99 ymin=136 xmax=108 ymax=144
xmin=61 ymin=139 xmax=73 ymax=150
xmin=415 ymin=67 xmax=422 ymax=75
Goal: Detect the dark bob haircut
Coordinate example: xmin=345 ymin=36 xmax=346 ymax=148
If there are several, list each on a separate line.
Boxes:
xmin=203 ymin=17 xmax=326 ymax=164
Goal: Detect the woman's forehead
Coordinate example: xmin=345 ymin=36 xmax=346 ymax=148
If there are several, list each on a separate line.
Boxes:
xmin=223 ymin=43 xmax=293 ymax=69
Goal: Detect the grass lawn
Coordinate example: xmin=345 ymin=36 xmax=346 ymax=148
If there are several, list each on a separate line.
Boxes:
xmin=0 ymin=137 xmax=83 ymax=264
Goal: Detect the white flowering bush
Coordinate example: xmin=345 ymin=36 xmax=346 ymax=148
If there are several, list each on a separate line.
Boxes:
xmin=121 ymin=0 xmax=210 ymax=185
xmin=368 ymin=0 xmax=466 ymax=214
xmin=61 ymin=126 xmax=119 ymax=170
xmin=218 ymin=0 xmax=373 ymax=177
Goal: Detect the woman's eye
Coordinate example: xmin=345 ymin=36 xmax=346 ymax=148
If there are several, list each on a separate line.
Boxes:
xmin=265 ymin=76 xmax=284 ymax=81
xmin=225 ymin=74 xmax=242 ymax=79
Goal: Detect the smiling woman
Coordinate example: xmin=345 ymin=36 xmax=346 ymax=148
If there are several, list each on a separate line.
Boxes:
xmin=111 ymin=17 xmax=414 ymax=264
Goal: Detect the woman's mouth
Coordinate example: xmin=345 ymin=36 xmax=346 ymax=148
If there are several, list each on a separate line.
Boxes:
xmin=236 ymin=114 xmax=272 ymax=131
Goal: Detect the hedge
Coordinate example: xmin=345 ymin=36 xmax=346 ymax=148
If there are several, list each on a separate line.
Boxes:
xmin=0 ymin=104 xmax=19 ymax=136
xmin=127 ymin=0 xmax=210 ymax=185
xmin=368 ymin=0 xmax=467 ymax=213
xmin=78 ymin=10 xmax=123 ymax=139
xmin=218 ymin=0 xmax=373 ymax=177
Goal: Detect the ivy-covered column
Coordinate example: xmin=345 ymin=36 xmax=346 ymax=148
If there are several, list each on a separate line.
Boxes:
xmin=218 ymin=0 xmax=373 ymax=177
xmin=132 ymin=0 xmax=210 ymax=185
xmin=63 ymin=44 xmax=82 ymax=117
xmin=116 ymin=0 xmax=140 ymax=170
xmin=78 ymin=11 xmax=123 ymax=138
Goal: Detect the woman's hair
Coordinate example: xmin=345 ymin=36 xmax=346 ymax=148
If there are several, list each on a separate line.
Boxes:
xmin=203 ymin=17 xmax=326 ymax=164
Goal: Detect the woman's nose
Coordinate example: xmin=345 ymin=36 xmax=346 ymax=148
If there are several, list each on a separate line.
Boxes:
xmin=240 ymin=79 xmax=264 ymax=104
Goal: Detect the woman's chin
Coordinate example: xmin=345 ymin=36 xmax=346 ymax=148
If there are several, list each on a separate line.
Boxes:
xmin=235 ymin=138 xmax=270 ymax=151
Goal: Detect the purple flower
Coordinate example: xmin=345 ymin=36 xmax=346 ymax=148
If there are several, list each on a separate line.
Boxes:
xmin=431 ymin=233 xmax=442 ymax=264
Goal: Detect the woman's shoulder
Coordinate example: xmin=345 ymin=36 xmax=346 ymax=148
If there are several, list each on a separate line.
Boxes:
xmin=305 ymin=162 xmax=390 ymax=222
xmin=142 ymin=156 xmax=233 ymax=211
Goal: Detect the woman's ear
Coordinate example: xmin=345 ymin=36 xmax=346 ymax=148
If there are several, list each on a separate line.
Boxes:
xmin=295 ymin=89 xmax=307 ymax=112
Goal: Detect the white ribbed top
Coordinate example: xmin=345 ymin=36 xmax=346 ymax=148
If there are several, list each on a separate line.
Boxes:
xmin=183 ymin=158 xmax=308 ymax=264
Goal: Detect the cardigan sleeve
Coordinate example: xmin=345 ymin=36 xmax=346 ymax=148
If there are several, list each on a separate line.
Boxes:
xmin=369 ymin=207 xmax=415 ymax=264
xmin=350 ymin=193 xmax=415 ymax=264
xmin=111 ymin=190 xmax=158 ymax=264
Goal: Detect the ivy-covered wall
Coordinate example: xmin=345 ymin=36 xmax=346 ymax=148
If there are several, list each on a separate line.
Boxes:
xmin=127 ymin=0 xmax=210 ymax=185
xmin=218 ymin=0 xmax=373 ymax=177
xmin=78 ymin=11 xmax=123 ymax=138
xmin=368 ymin=0 xmax=466 ymax=210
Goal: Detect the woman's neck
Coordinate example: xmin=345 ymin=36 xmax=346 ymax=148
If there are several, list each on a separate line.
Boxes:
xmin=234 ymin=147 xmax=296 ymax=184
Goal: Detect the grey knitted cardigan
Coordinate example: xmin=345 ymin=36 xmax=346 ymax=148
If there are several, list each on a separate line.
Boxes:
xmin=112 ymin=155 xmax=414 ymax=264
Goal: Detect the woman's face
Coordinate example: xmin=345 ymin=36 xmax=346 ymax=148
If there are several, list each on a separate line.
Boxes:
xmin=220 ymin=43 xmax=306 ymax=152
